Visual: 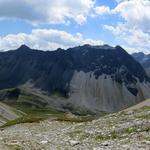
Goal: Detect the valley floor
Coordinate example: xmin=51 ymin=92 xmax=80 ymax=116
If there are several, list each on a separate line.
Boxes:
xmin=0 ymin=103 xmax=150 ymax=150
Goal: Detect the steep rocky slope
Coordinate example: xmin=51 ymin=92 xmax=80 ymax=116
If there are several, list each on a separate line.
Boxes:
xmin=0 ymin=99 xmax=149 ymax=150
xmin=0 ymin=45 xmax=149 ymax=113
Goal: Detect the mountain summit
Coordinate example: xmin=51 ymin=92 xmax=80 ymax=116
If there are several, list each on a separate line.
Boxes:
xmin=17 ymin=44 xmax=31 ymax=51
xmin=0 ymin=45 xmax=149 ymax=113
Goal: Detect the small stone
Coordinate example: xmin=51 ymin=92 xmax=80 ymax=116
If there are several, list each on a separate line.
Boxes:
xmin=8 ymin=140 xmax=20 ymax=146
xmin=40 ymin=140 xmax=48 ymax=145
xmin=136 ymin=121 xmax=144 ymax=126
xmin=69 ymin=140 xmax=80 ymax=146
xmin=102 ymin=141 xmax=109 ymax=146
xmin=93 ymin=148 xmax=104 ymax=150
xmin=144 ymin=141 xmax=150 ymax=145
xmin=122 ymin=145 xmax=130 ymax=148
xmin=0 ymin=128 xmax=4 ymax=131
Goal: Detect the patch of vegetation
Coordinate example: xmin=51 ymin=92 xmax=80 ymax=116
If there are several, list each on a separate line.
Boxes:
xmin=95 ymin=131 xmax=120 ymax=141
xmin=0 ymin=103 xmax=66 ymax=128
xmin=95 ymin=126 xmax=150 ymax=141
xmin=68 ymin=130 xmax=83 ymax=137
xmin=56 ymin=115 xmax=96 ymax=123
xmin=144 ymin=136 xmax=150 ymax=141
xmin=12 ymin=103 xmax=62 ymax=115
xmin=1 ymin=102 xmax=98 ymax=128
xmin=1 ymin=111 xmax=97 ymax=128
xmin=1 ymin=115 xmax=47 ymax=128
xmin=118 ymin=111 xmax=127 ymax=116
xmin=141 ymin=106 xmax=150 ymax=110
xmin=123 ymin=127 xmax=138 ymax=134
xmin=110 ymin=131 xmax=118 ymax=139
xmin=5 ymin=144 xmax=23 ymax=150
xmin=95 ymin=134 xmax=109 ymax=141
xmin=80 ymin=132 xmax=91 ymax=140
xmin=68 ymin=130 xmax=91 ymax=140
xmin=135 ymin=114 xmax=150 ymax=119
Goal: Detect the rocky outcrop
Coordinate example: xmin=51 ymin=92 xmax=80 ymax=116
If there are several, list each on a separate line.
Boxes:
xmin=68 ymin=71 xmax=150 ymax=113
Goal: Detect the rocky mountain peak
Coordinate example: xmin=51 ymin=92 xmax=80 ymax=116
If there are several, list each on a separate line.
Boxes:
xmin=17 ymin=44 xmax=31 ymax=51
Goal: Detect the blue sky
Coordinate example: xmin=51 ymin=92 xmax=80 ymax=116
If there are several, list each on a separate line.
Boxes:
xmin=0 ymin=0 xmax=150 ymax=54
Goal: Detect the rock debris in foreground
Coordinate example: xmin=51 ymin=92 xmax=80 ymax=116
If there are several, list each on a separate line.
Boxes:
xmin=0 ymin=106 xmax=150 ymax=150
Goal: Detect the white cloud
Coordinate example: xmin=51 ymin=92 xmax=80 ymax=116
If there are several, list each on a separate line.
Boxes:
xmin=103 ymin=0 xmax=150 ymax=53
xmin=75 ymin=14 xmax=87 ymax=25
xmin=0 ymin=0 xmax=95 ymax=25
xmin=94 ymin=6 xmax=110 ymax=15
xmin=113 ymin=0 xmax=150 ymax=31
xmin=0 ymin=29 xmax=104 ymax=51
xmin=104 ymin=23 xmax=150 ymax=53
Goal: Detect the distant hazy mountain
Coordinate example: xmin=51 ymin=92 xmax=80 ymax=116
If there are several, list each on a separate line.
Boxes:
xmin=132 ymin=52 xmax=150 ymax=76
xmin=0 ymin=44 xmax=149 ymax=114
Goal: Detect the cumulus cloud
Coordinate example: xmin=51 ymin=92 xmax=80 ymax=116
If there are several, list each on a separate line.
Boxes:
xmin=103 ymin=0 xmax=150 ymax=53
xmin=104 ymin=23 xmax=150 ymax=53
xmin=113 ymin=0 xmax=150 ymax=31
xmin=0 ymin=29 xmax=104 ymax=51
xmin=94 ymin=6 xmax=110 ymax=15
xmin=0 ymin=0 xmax=95 ymax=25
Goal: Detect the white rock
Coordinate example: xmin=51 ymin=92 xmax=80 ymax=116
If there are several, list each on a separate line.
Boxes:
xmin=8 ymin=140 xmax=20 ymax=146
xmin=40 ymin=140 xmax=48 ymax=145
xmin=144 ymin=141 xmax=150 ymax=145
xmin=122 ymin=145 xmax=130 ymax=148
xmin=69 ymin=140 xmax=80 ymax=146
xmin=102 ymin=141 xmax=109 ymax=146
xmin=93 ymin=148 xmax=104 ymax=150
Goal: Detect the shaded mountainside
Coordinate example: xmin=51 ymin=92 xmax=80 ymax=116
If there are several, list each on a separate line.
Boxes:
xmin=0 ymin=45 xmax=148 ymax=92
xmin=0 ymin=44 xmax=150 ymax=113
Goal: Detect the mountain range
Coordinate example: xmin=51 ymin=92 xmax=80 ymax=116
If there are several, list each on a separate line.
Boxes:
xmin=0 ymin=44 xmax=149 ymax=114
xmin=132 ymin=52 xmax=150 ymax=76
xmin=132 ymin=52 xmax=150 ymax=69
